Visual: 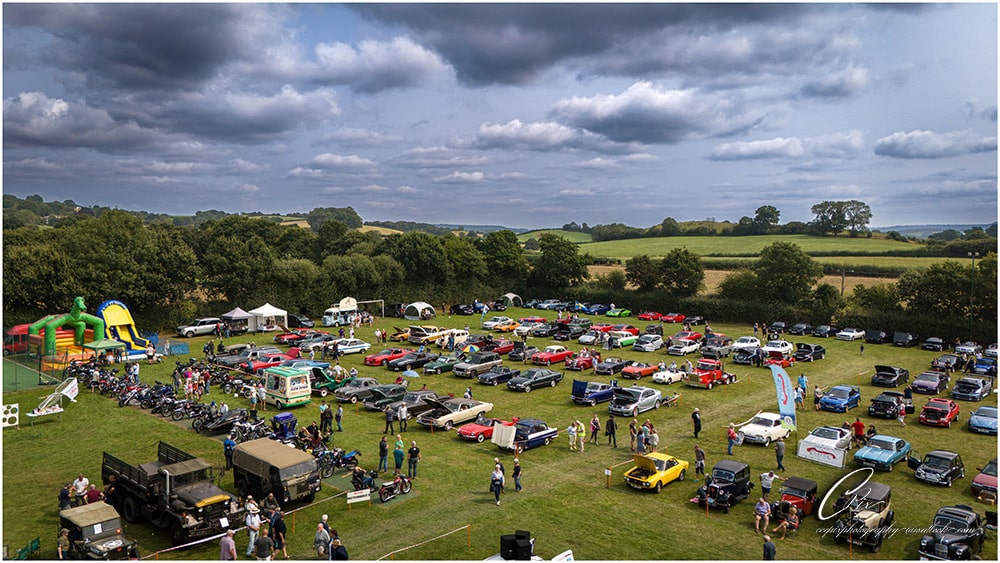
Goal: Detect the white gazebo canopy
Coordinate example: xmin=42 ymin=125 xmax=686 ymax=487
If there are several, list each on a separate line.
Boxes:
xmin=248 ymin=303 xmax=288 ymax=331
xmin=403 ymin=302 xmax=436 ymax=321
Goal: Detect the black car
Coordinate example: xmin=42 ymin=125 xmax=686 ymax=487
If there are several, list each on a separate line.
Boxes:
xmin=387 ymin=351 xmax=440 ymax=371
xmin=918 ymin=504 xmax=986 ymax=560
xmin=644 ymin=323 xmax=663 ymax=335
xmin=530 ymin=323 xmax=561 ymax=338
xmin=908 ymin=450 xmax=966 ymax=487
xmin=865 ymin=329 xmax=888 ymax=344
xmin=686 ymin=316 xmax=706 ymax=326
xmin=793 ymin=343 xmax=826 ymax=362
xmin=553 ymin=324 xmax=587 ymax=341
xmin=594 ymin=357 xmax=632 ymax=375
xmin=931 ymin=354 xmax=960 ymax=372
xmin=812 ymin=325 xmax=838 ymax=338
xmin=695 ymin=460 xmax=754 ymax=513
xmin=450 ymin=304 xmax=475 ymax=316
xmin=478 ymin=366 xmax=521 ymax=386
xmin=768 ymin=321 xmax=787 ymax=334
xmin=892 ymin=332 xmax=917 ymax=347
xmin=733 ymin=348 xmax=758 ymax=365
xmin=911 ymin=371 xmax=950 ymax=394
xmin=871 ymin=365 xmax=909 ymax=387
xmin=506 ymin=368 xmax=563 ymax=392
xmin=508 ymin=342 xmax=539 ymax=362
xmin=287 ymin=314 xmax=315 ymax=329
xmin=868 ymin=391 xmax=914 ymax=419
xmin=786 ymin=322 xmax=813 ymax=336
xmin=922 ymin=337 xmax=947 ymax=352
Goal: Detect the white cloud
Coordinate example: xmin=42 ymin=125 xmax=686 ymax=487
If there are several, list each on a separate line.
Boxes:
xmin=313 ymin=36 xmax=448 ymax=92
xmin=309 ymin=153 xmax=377 ymax=170
xmin=874 ymin=130 xmax=997 ymax=159
xmin=433 ymin=171 xmax=485 ymax=183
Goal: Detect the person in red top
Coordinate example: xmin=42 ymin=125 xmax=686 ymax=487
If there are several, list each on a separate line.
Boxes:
xmin=84 ymin=484 xmax=103 ymax=504
xmin=850 ymin=417 xmax=866 ymax=447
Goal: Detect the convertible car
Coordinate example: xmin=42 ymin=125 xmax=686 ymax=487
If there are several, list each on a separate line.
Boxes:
xmin=621 ymin=362 xmax=657 ymax=380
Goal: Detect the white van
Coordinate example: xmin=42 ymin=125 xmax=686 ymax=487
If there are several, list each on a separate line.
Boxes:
xmin=322 ymin=306 xmax=357 ymax=327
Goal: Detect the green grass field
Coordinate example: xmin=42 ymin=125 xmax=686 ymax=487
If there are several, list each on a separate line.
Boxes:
xmin=702 ymin=256 xmax=955 ymax=271
xmin=580 ymin=234 xmax=923 ymax=258
xmin=4 ymin=310 xmax=996 ymax=560
xmin=517 ymin=229 xmax=593 ymax=243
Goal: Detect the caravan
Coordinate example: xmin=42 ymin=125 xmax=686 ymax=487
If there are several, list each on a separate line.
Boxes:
xmin=322 ymin=298 xmax=358 ymax=327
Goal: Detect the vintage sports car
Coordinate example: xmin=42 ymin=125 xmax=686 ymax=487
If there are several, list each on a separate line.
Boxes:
xmin=507 ymin=343 xmax=538 ymax=363
xmin=415 ymin=398 xmax=494 ymax=430
xmin=492 ymin=418 xmax=559 ymax=451
xmin=660 ymin=313 xmax=686 ymax=323
xmin=506 ymin=368 xmax=563 ymax=392
xmin=968 ymin=406 xmax=998 ymax=435
xmin=456 ymin=416 xmax=516 ymax=443
xmin=423 ymin=353 xmax=464 ymax=374
xmin=621 ymin=362 xmax=657 ymax=380
xmin=636 ymin=311 xmax=662 ymax=321
xmin=652 ymin=368 xmax=686 ymax=385
xmin=328 ymin=338 xmax=371 ymax=355
xmin=364 ymin=348 xmax=409 ymax=367
xmin=331 ymin=377 xmax=380 ymax=403
xmin=532 ymin=345 xmax=575 ymax=366
xmin=760 ymin=340 xmax=794 ymax=355
xmin=800 ymin=425 xmax=852 ymax=452
xmin=624 ymin=453 xmax=689 ymax=493
xmin=565 ymin=353 xmax=597 ymax=371
xmin=854 ymin=435 xmax=911 ymax=471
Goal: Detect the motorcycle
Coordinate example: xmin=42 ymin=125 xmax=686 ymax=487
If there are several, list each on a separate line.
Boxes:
xmin=351 ymin=467 xmax=379 ymax=492
xmin=170 ymin=399 xmax=206 ymax=421
xmin=231 ymin=418 xmax=268 ymax=443
xmin=117 ymin=384 xmax=147 ymax=408
xmin=378 ymin=472 xmax=412 ymax=502
xmin=193 ymin=407 xmax=248 ymax=434
xmin=316 ymin=448 xmax=361 ymax=478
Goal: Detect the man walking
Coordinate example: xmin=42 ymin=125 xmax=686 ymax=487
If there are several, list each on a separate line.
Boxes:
xmin=252 ymin=527 xmax=274 ymax=561
xmin=605 ymin=415 xmax=618 ymax=447
xmin=691 ymin=408 xmax=702 ymax=438
xmin=336 ymin=404 xmax=344 ymax=432
xmin=763 ymin=535 xmax=776 ymax=560
xmin=270 ymin=511 xmax=287 ymax=560
xmin=775 ymin=437 xmax=786 ymax=471
xmin=220 ymin=529 xmax=237 ymax=561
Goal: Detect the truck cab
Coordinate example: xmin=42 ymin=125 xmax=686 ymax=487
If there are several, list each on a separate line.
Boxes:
xmin=232 ymin=438 xmax=322 ymax=505
xmin=321 ymin=306 xmax=357 ymax=327
xmin=59 ymin=503 xmax=140 ymax=560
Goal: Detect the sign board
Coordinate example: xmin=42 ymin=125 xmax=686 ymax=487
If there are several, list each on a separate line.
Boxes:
xmin=796 ymin=440 xmax=847 ymax=468
xmin=604 ymin=469 xmax=612 ymax=476
xmin=491 ymin=424 xmax=517 ymax=450
xmin=346 ymin=489 xmax=370 ymax=504
xmin=2 ymin=404 xmax=19 ymax=429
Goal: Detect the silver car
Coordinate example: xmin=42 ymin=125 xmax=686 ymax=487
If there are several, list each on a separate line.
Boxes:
xmin=633 ymin=334 xmax=664 ymax=352
xmin=608 ymin=386 xmax=663 ymax=417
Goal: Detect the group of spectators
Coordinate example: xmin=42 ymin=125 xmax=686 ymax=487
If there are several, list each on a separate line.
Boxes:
xmin=58 ymin=472 xmax=115 ymax=509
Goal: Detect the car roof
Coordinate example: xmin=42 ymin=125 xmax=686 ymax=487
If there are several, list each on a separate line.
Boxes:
xmin=714 ymin=459 xmax=749 ymax=472
xmin=783 ymin=476 xmax=818 ymax=492
xmin=926 ymin=450 xmax=960 ymax=460
xmin=854 ymin=482 xmax=891 ymax=501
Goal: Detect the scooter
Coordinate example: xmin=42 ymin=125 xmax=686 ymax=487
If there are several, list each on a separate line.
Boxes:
xmin=378 ymin=472 xmax=412 ymax=502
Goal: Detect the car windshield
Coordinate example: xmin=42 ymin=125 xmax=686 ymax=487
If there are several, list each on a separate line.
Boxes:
xmin=866 ymin=438 xmax=894 ymax=451
xmin=279 ymin=460 xmax=318 ymax=480
xmin=813 ymin=428 xmax=840 ymax=439
xmin=932 ymin=515 xmax=971 ymax=534
xmin=750 ymin=416 xmax=773 ymax=426
xmin=711 ymin=469 xmax=735 ymax=482
xmin=638 ymin=336 xmax=654 ymax=343
xmin=915 ymin=374 xmax=939 ymax=382
xmin=828 ymin=388 xmax=851 ymax=399
xmin=585 ymin=383 xmax=603 ymax=392
xmin=982 ymin=460 xmax=998 ymax=476
xmin=923 ymin=454 xmax=952 ymax=469
xmin=974 ymin=407 xmax=998 ymax=419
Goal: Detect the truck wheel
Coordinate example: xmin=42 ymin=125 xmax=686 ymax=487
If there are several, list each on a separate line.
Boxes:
xmin=303 ymin=492 xmax=316 ymax=503
xmin=170 ymin=524 xmax=188 ymax=546
xmin=119 ymin=496 xmax=141 ymax=524
xmin=236 ymin=478 xmax=250 ymax=498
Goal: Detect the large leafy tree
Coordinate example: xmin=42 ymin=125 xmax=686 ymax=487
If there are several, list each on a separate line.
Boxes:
xmin=442 ymin=235 xmax=488 ymax=287
xmin=751 ymin=242 xmax=823 ymax=303
xmin=200 ymin=234 xmax=277 ymax=303
xmin=474 ymin=230 xmax=528 ymax=291
xmin=528 ymin=233 xmax=589 ymax=290
xmin=810 ymin=200 xmax=872 ymax=236
xmin=660 ymin=248 xmax=704 ymax=297
xmin=850 ymin=283 xmax=902 ymax=312
xmin=383 ymin=231 xmax=451 ymax=290
xmin=753 ymin=205 xmax=780 ymax=232
xmin=897 ymin=254 xmax=997 ymax=322
xmin=716 ymin=269 xmax=759 ymax=301
xmin=625 ymin=255 xmax=660 ymax=291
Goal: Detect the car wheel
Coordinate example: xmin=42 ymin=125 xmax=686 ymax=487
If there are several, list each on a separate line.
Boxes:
xmin=655 ymin=482 xmax=662 ymax=494
xmin=763 ymin=437 xmax=771 ymax=447
xmin=185 ymin=331 xmax=194 ymax=338
xmin=350 ymin=396 xmax=357 ymax=404
xmin=887 ymin=461 xmax=894 ymax=472
xmin=947 ymin=419 xmax=951 ymax=428
xmin=545 ymin=360 xmax=551 ymax=366
xmin=435 ymin=368 xmax=442 ymax=375
xmin=544 ymin=437 xmax=551 ymax=445
xmin=871 ymin=538 xmax=881 ymax=553
xmin=492 ymin=381 xmax=498 ymax=386
xmin=632 ymin=407 xmax=639 ymax=417
xmin=707 ymin=382 xmax=713 ymax=390
xmin=654 ymin=400 xmax=661 ymax=409
xmin=550 ymin=379 xmax=557 ymax=387
xmin=590 ymin=399 xmax=597 ymax=407
xmin=477 ymin=434 xmax=485 ymax=443
xmin=445 ymin=421 xmax=453 ymax=430
xmin=678 ymin=469 xmax=686 ymax=482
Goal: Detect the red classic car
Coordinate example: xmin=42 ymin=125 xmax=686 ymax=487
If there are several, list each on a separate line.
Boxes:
xmin=274 ymin=329 xmax=322 ymax=345
xmin=669 ymin=330 xmax=703 ymax=344
xmin=611 ymin=324 xmax=639 ymax=336
xmin=480 ymin=338 xmax=516 ymax=355
xmin=661 ymin=313 xmax=687 ymax=323
xmin=621 ymin=362 xmax=657 ymax=379
xmin=566 ymin=354 xmax=598 ymax=371
xmin=591 ymin=323 xmax=616 ymax=332
xmin=532 ymin=345 xmax=575 ymax=366
xmin=637 ymin=312 xmax=662 ymax=321
xmin=764 ymin=350 xmax=795 ymax=368
xmin=246 ymin=353 xmax=295 ymax=374
xmin=456 ymin=417 xmax=517 ymax=443
xmin=364 ymin=347 xmax=410 ymax=367
xmin=518 ymin=316 xmax=547 ymax=324
xmin=919 ymin=398 xmax=961 ymax=427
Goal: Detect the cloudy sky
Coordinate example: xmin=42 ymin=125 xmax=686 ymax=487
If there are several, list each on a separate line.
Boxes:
xmin=3 ymin=3 xmax=997 ymax=229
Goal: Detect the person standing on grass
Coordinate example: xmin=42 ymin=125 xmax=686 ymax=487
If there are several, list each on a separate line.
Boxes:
xmin=383 ymin=407 xmax=394 ymax=434
xmin=762 ymin=534 xmax=776 ymax=560
xmin=567 ymin=420 xmax=577 ymax=451
xmin=589 ymin=414 xmax=601 ymax=445
xmin=407 ymin=440 xmax=420 ymax=478
xmin=512 ymin=459 xmax=522 ymax=492
xmin=393 ymin=440 xmax=405 ymax=474
xmin=491 ymin=464 xmax=505 ymax=505
xmin=314 ymin=524 xmax=330 ymax=559
xmin=257 ymin=384 xmax=267 ymax=412
xmin=775 ymin=437 xmax=786 ymax=471
xmin=629 ymin=418 xmax=638 ymax=451
xmin=727 ymin=423 xmax=739 ymax=455
xmin=378 ymin=436 xmax=389 ymax=473
xmin=694 ymin=445 xmax=706 ymax=478
xmin=220 ymin=529 xmax=237 ymax=561
xmin=270 ymin=511 xmax=287 ymax=560
xmin=692 ymin=408 xmax=702 ymax=438
xmin=813 ymin=385 xmax=824 ymax=411
xmin=319 ymin=400 xmax=332 ymax=434
xmin=605 ymin=415 xmax=618 ymax=447
xmin=576 ymin=420 xmax=586 ymax=452
xmin=335 ymin=404 xmax=344 ymax=432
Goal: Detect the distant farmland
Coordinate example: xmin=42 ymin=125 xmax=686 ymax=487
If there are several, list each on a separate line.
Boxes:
xmin=579 ymin=234 xmax=921 ymax=258
xmin=517 ymin=229 xmax=593 ymax=243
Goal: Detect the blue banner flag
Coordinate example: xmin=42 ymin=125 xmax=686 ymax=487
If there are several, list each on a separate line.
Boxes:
xmin=768 ymin=364 xmax=797 ymax=430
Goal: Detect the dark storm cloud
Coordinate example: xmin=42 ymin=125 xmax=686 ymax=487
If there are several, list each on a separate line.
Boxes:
xmin=352 ymin=4 xmax=826 ymax=86
xmin=874 ymin=130 xmax=997 ymax=159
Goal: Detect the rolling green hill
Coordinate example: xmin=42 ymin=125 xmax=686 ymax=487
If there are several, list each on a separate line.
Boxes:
xmin=517 ymin=229 xmax=593 ymax=243
xmin=580 ymin=234 xmax=921 ymax=259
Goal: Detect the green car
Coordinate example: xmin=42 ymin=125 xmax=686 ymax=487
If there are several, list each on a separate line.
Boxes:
xmin=606 ymin=308 xmax=632 ymax=317
xmin=423 ymin=353 xmax=466 ymax=375
xmin=609 ymin=331 xmax=639 ymax=347
xmin=311 ymin=369 xmax=355 ymax=397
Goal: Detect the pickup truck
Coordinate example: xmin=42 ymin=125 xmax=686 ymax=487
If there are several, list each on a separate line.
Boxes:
xmin=453 ymin=352 xmax=503 ymax=378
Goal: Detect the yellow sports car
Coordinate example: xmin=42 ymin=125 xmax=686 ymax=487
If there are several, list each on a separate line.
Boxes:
xmin=494 ymin=319 xmax=521 ymax=332
xmin=623 ymin=453 xmax=689 ymax=493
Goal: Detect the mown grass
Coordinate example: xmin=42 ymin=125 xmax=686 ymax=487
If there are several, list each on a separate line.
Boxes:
xmin=517 ymin=230 xmax=593 ymax=243
xmin=702 ymin=256 xmax=956 ymax=271
xmin=580 ymin=234 xmax=922 ymax=259
xmin=4 ymin=308 xmax=996 ymax=560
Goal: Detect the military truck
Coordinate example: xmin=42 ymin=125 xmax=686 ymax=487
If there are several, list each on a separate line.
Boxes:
xmin=102 ymin=441 xmax=239 ymax=546
xmin=59 ymin=503 xmax=140 ymax=560
xmin=232 ymin=438 xmax=322 ymax=505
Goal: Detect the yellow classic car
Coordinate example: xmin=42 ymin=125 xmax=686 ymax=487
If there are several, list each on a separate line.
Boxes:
xmin=623 ymin=453 xmax=690 ymax=493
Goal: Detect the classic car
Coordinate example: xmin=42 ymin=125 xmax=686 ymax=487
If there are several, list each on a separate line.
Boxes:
xmin=594 ymin=357 xmax=632 ymax=375
xmin=360 ymin=383 xmax=411 ymax=411
xmin=830 ymin=481 xmax=894 ymax=552
xmin=854 ymin=435 xmax=912 ymax=471
xmin=584 ymin=304 xmax=611 ymax=315
xmin=668 ymin=330 xmax=703 ymax=345
xmin=763 ymin=350 xmax=795 ymax=369
xmin=493 ymin=319 xmax=521 ymax=333
xmin=605 ymin=308 xmax=632 ymax=317
xmin=812 ymin=325 xmax=838 ymax=338
xmin=954 ymin=341 xmax=982 ymax=355
xmin=327 ymin=338 xmax=371 ymax=355
xmin=786 ymin=322 xmax=813 ymax=336
xmin=632 ymin=334 xmax=665 ymax=352
xmin=607 ymin=330 xmax=639 ymax=348
xmin=552 ymin=324 xmax=587 ymax=341
xmin=732 ymin=336 xmax=761 ymax=351
xmin=652 ymin=368 xmax=687 ymax=385
xmin=310 ymin=370 xmax=355 ymax=397
xmin=768 ymin=321 xmax=787 ymax=334
xmin=577 ymin=330 xmax=603 ymax=345
xmin=507 ymin=343 xmax=539 ymax=363
xmin=408 ymin=325 xmax=448 ymax=346
xmin=624 ymin=453 xmax=689 ymax=493
xmin=686 ymin=315 xmax=706 ymax=325
xmin=819 ymin=385 xmax=861 ymax=412
xmin=922 ymin=336 xmax=947 ymax=351
xmin=917 ymin=505 xmax=987 ymax=560
xmin=661 ymin=313 xmax=686 ymax=323
xmin=930 ymin=354 xmax=959 ymax=371
xmin=436 ymin=329 xmax=469 ymax=350
xmin=911 ymin=371 xmax=950 ymax=394
xmin=621 ymin=362 xmax=657 ymax=380
xmin=695 ymin=460 xmax=754 ymax=513
xmin=276 ymin=358 xmax=330 ymax=371
xmin=733 ymin=348 xmax=759 ymax=365
xmin=793 ymin=343 xmax=826 ymax=362
xmin=273 ymin=328 xmax=318 ymax=345
xmin=610 ymin=324 xmax=640 ymax=335
xmin=644 ymin=323 xmax=664 ymax=335
xmin=296 ymin=333 xmax=340 ymax=352
xmin=985 ymin=343 xmax=999 ymax=358
xmin=332 ymin=377 xmax=382 ymax=403
xmin=865 ymin=329 xmax=888 ymax=344
xmin=450 ymin=303 xmax=475 ymax=316
xmin=454 ymin=352 xmax=504 ymax=378
xmin=478 ymin=366 xmax=521 ymax=386
xmin=492 ymin=418 xmax=558 ymax=451
xmin=971 ymin=357 xmax=997 ymax=376
xmin=481 ymin=316 xmax=513 ymax=331
xmin=769 ymin=477 xmax=818 ymax=520
xmin=364 ymin=348 xmax=410 ymax=367
xmin=908 ymin=450 xmax=965 ymax=486
xmin=760 ymin=340 xmax=794 ymax=355
xmin=213 ymin=345 xmax=283 ymax=368
xmin=387 ymin=351 xmax=440 ymax=371
xmin=738 ymin=413 xmax=791 ymax=446
xmin=968 ymin=405 xmax=998 ymax=435
xmin=570 ymin=379 xmax=618 ymax=406
xmin=800 ymin=426 xmax=852 ymax=454
xmin=871 ymin=365 xmax=909 ymax=387
xmin=971 ymin=457 xmax=998 ymax=496
xmin=531 ymin=345 xmax=575 ymax=366
xmin=518 ymin=316 xmax=547 ymax=325
xmin=951 ymin=377 xmax=993 ymax=401
xmin=245 ymin=353 xmax=295 ymax=374
xmin=590 ymin=322 xmax=616 ymax=333
xmin=513 ymin=321 xmax=545 ymax=337
xmin=919 ymin=398 xmax=960 ymax=427
xmin=457 ymin=416 xmax=517 ymax=442
xmin=387 ymin=327 xmax=411 ymax=342
xmin=564 ymin=353 xmax=597 ymax=371
xmin=666 ymin=340 xmax=701 ymax=356
xmin=608 ymin=386 xmax=663 ymax=417
xmin=637 ymin=311 xmax=662 ymax=321
xmin=423 ymin=353 xmax=465 ymax=375
xmin=699 ymin=334 xmax=733 ymax=358
xmin=891 ymin=332 xmax=918 ymax=347
xmin=477 ymin=338 xmax=515 ymax=355
xmin=836 ymin=328 xmax=865 ymax=341
xmin=507 ymin=368 xmax=563 ymax=392
xmin=530 ymin=322 xmax=561 ymax=338
xmin=415 ymin=398 xmax=495 ymax=430
xmin=868 ymin=391 xmax=914 ymax=419
xmin=379 ymin=389 xmax=442 ymax=420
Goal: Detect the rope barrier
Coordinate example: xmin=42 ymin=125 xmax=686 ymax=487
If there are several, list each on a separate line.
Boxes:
xmin=375 ymin=524 xmax=471 ymax=561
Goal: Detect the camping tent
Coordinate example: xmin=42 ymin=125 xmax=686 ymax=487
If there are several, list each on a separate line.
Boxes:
xmin=247 ymin=303 xmax=288 ymax=332
xmin=499 ymin=293 xmax=523 ymax=307
xmin=403 ymin=302 xmax=436 ymax=321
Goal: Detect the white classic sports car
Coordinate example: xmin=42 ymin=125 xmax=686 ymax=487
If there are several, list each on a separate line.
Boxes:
xmin=800 ymin=425 xmax=852 ymax=452
xmin=738 ymin=412 xmax=791 ymax=446
xmin=836 ymin=328 xmax=865 ymax=341
xmin=652 ymin=368 xmax=687 ymax=385
xmin=732 ymin=336 xmax=761 ymax=351
xmin=760 ymin=340 xmax=794 ymax=355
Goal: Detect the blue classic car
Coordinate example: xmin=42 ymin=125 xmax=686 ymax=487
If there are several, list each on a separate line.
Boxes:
xmin=854 ymin=435 xmax=912 ymax=471
xmin=951 ymin=377 xmax=993 ymax=401
xmin=968 ymin=406 xmax=998 ymax=435
xmin=819 ymin=385 xmax=861 ymax=412
xmin=492 ymin=418 xmax=559 ymax=451
xmin=972 ymin=357 xmax=997 ymax=376
xmin=584 ymin=304 xmax=611 ymax=315
xmin=477 ymin=366 xmax=521 ymax=386
xmin=570 ymin=379 xmax=618 ymax=406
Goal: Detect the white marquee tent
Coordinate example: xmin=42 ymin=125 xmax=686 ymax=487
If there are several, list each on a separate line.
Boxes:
xmin=403 ymin=302 xmax=436 ymax=321
xmin=247 ymin=303 xmax=288 ymax=332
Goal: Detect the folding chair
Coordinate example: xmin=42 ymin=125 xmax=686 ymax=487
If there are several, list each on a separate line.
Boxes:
xmin=28 ymin=538 xmax=40 ymax=558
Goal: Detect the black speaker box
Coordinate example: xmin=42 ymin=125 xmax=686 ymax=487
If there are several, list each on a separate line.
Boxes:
xmin=514 ymin=539 xmax=532 ymax=560
xmin=500 ymin=534 xmax=517 ymax=560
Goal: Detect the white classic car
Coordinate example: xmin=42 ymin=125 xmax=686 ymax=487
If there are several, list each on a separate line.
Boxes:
xmin=760 ymin=340 xmax=794 ymax=355
xmin=836 ymin=328 xmax=865 ymax=341
xmin=667 ymin=340 xmax=702 ymax=356
xmin=652 ymin=368 xmax=687 ymax=385
xmin=737 ymin=412 xmax=792 ymax=446
xmin=415 ymin=398 xmax=494 ymax=430
xmin=732 ymin=336 xmax=761 ymax=351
